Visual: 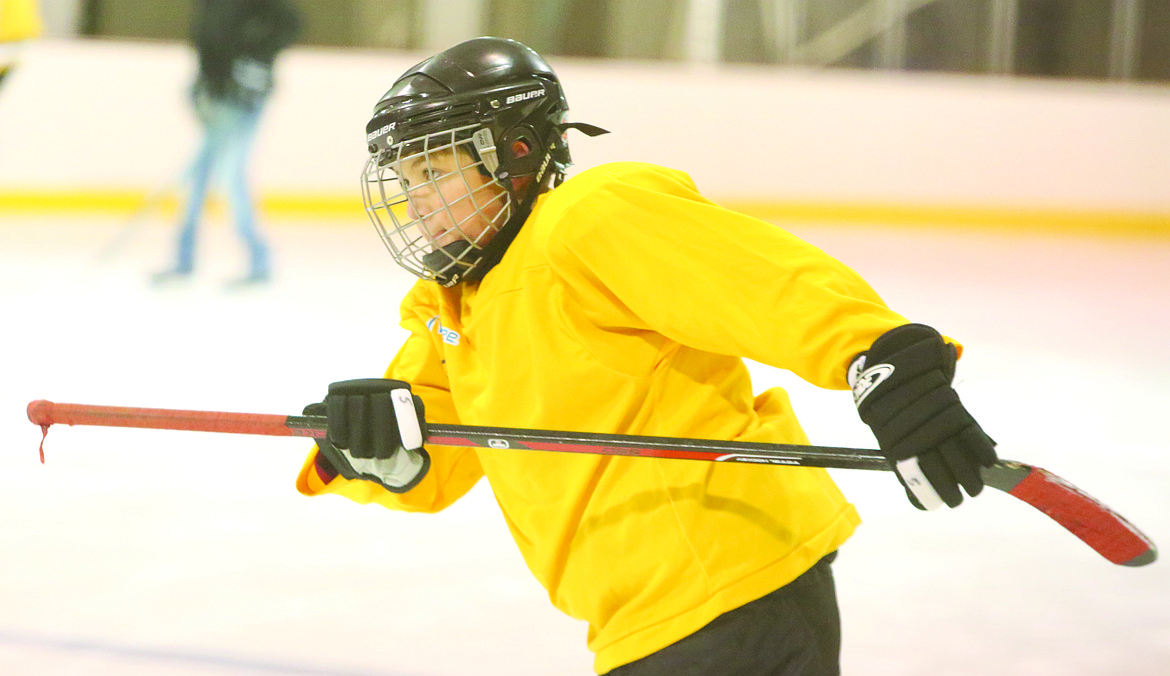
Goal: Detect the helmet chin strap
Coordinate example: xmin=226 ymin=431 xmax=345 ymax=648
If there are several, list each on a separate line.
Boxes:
xmin=458 ymin=201 xmax=530 ymax=283
xmin=421 ymin=240 xmax=473 ymax=283
xmin=426 ymin=147 xmax=549 ymax=287
xmin=420 ymin=193 xmax=534 ymax=287
xmin=428 ymin=123 xmax=610 ymax=287
xmin=438 ymin=183 xmax=538 ymax=286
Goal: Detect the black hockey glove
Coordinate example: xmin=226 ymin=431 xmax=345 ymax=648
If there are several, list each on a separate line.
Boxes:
xmin=307 ymin=378 xmax=430 ymax=493
xmin=849 ymin=324 xmax=997 ymax=510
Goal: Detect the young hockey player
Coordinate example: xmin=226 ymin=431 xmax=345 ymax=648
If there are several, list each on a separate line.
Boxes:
xmin=297 ymin=36 xmax=997 ymax=675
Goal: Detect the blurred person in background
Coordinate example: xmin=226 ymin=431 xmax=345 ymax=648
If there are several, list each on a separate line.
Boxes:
xmin=296 ymin=37 xmax=998 ymax=675
xmin=153 ymin=0 xmax=300 ymax=287
xmin=0 ymin=0 xmax=42 ymax=97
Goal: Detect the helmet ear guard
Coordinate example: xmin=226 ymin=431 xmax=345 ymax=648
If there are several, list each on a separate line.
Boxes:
xmin=495 ymin=126 xmax=544 ymax=178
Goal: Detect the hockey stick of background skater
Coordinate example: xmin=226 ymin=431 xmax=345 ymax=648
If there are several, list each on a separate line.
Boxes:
xmin=27 ymin=399 xmax=1157 ymax=567
xmin=94 ymin=163 xmax=193 ymax=264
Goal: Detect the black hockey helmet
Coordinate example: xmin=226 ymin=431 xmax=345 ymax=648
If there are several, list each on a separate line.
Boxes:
xmin=362 ymin=37 xmax=606 ymax=286
xmin=367 ymin=36 xmax=573 ymax=184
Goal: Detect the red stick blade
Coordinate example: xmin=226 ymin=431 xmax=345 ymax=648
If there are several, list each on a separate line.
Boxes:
xmin=1007 ymin=465 xmax=1157 ymax=566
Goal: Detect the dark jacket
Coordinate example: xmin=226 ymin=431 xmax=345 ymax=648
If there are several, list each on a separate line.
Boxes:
xmin=192 ymin=0 xmax=301 ymax=105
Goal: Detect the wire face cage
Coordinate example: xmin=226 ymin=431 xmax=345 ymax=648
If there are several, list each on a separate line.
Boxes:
xmin=362 ymin=123 xmax=512 ymax=285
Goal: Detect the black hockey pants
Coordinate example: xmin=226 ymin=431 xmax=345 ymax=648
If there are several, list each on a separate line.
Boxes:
xmin=605 ymin=551 xmax=841 ymax=676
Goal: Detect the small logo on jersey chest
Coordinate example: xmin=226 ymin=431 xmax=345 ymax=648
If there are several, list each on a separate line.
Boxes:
xmin=426 ymin=316 xmax=461 ymax=346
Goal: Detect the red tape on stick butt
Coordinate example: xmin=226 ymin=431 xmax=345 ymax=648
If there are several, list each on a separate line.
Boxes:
xmin=27 ymin=399 xmax=54 ymax=427
xmin=26 ymin=400 xmax=323 ymax=463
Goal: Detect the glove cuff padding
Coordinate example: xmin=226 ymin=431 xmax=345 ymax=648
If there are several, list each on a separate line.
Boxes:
xmin=850 ymin=324 xmax=987 ymax=461
xmin=850 ymin=323 xmax=997 ymax=509
xmin=852 ymin=324 xmax=955 ymax=407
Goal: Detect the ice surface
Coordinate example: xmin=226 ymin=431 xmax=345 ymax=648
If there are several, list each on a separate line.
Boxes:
xmin=2 ymin=213 xmax=1167 ymax=675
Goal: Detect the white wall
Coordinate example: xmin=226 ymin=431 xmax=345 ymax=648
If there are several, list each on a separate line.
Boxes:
xmin=2 ymin=37 xmax=1169 ymax=214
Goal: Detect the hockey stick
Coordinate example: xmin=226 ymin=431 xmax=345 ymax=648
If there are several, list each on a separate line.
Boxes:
xmin=94 ymin=163 xmax=192 ymax=263
xmin=27 ymin=399 xmax=1157 ymax=567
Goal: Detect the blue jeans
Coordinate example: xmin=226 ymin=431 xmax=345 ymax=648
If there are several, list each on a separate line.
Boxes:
xmin=171 ymin=98 xmax=268 ymax=278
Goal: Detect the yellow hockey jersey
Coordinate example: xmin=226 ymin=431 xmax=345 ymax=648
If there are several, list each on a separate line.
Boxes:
xmin=298 ymin=162 xmax=915 ymax=673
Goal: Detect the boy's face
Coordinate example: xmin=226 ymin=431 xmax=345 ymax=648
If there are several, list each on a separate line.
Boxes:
xmin=400 ymin=148 xmax=508 ymax=250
